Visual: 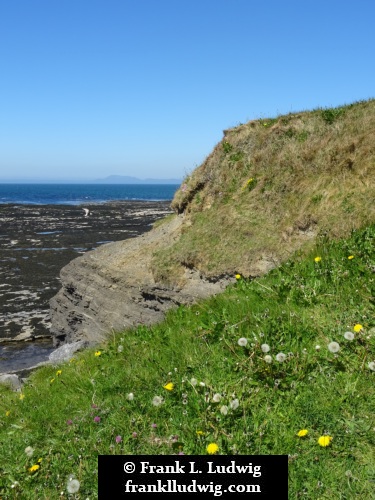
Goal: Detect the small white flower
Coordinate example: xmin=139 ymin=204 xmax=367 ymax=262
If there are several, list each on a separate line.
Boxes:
xmin=276 ymin=352 xmax=286 ymax=362
xmin=66 ymin=478 xmax=80 ymax=494
xmin=117 ymin=345 xmax=124 ymax=353
xmin=199 ymin=381 xmax=206 ymax=387
xmin=368 ymin=362 xmax=375 ymax=372
xmin=190 ymin=378 xmax=198 ymax=386
xmin=328 ymin=341 xmax=340 ymax=353
xmin=315 ymin=345 xmax=321 ymax=350
xmin=264 ymin=355 xmax=272 ymax=364
xmin=237 ymin=337 xmax=248 ymax=347
xmin=261 ymin=343 xmax=270 ymax=353
xmin=344 ymin=331 xmax=355 ymax=341
xmin=25 ymin=446 xmax=34 ymax=457
xmin=230 ymin=399 xmax=239 ymax=410
xmin=220 ymin=405 xmax=229 ymax=415
xmin=212 ymin=393 xmax=222 ymax=403
xmin=127 ymin=392 xmax=134 ymax=401
xmin=152 ymin=396 xmax=163 ymax=406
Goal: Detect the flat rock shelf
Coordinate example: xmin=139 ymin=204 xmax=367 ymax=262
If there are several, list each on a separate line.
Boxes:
xmin=0 ymin=200 xmax=173 ymax=372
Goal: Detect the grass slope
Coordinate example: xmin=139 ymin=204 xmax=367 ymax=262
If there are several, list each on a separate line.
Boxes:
xmin=0 ymin=224 xmax=374 ymax=499
xmin=152 ymin=99 xmax=375 ymax=283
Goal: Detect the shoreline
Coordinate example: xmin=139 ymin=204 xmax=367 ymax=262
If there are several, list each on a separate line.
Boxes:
xmin=0 ymin=200 xmax=173 ymax=372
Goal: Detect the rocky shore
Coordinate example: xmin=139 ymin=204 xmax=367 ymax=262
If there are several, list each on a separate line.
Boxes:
xmin=0 ymin=201 xmax=173 ymax=372
xmin=49 ymin=214 xmax=231 ymax=347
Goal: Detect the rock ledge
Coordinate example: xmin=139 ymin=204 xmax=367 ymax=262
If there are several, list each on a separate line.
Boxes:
xmin=50 ymin=215 xmax=232 ymax=345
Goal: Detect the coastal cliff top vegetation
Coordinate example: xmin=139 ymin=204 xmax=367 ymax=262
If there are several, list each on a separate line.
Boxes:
xmin=0 ymin=223 xmax=374 ymax=498
xmin=152 ymin=99 xmax=375 ymax=283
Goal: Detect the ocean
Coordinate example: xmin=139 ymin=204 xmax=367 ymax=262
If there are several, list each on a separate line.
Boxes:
xmin=0 ymin=183 xmax=180 ymax=205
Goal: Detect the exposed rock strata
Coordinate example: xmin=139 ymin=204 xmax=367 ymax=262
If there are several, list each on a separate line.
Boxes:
xmin=50 ymin=215 xmax=232 ymax=345
xmin=0 ymin=201 xmax=173 ymax=342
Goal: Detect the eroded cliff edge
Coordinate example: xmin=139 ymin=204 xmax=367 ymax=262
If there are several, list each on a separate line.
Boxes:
xmin=49 ymin=214 xmax=231 ymax=345
xmin=50 ymin=100 xmax=375 ymax=346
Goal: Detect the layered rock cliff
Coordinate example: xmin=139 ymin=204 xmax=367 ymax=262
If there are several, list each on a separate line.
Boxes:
xmin=49 ymin=214 xmax=231 ymax=345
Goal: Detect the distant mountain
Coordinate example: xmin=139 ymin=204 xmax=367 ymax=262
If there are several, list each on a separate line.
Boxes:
xmin=93 ymin=175 xmax=182 ymax=185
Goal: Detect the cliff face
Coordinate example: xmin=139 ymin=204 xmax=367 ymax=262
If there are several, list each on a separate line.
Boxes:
xmin=49 ymin=215 xmax=231 ymax=345
xmin=50 ymin=100 xmax=375 ymax=345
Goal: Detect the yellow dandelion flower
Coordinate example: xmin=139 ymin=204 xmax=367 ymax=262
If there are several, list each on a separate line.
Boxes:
xmin=235 ymin=274 xmax=241 ymax=280
xmin=196 ymin=430 xmax=205 ymax=436
xmin=5 ymin=411 xmax=10 ymax=417
xmin=348 ymin=255 xmax=354 ymax=260
xmin=56 ymin=370 xmax=62 ymax=376
xmin=297 ymin=429 xmax=308 ymax=437
xmin=50 ymin=378 xmax=55 ymax=384
xmin=163 ymin=382 xmax=174 ymax=391
xmin=314 ymin=256 xmax=321 ymax=263
xmin=247 ymin=178 xmax=254 ymax=184
xmin=19 ymin=393 xmax=25 ymax=400
xmin=318 ymin=435 xmax=333 ymax=447
xmin=29 ymin=464 xmax=40 ymax=473
xmin=206 ymin=443 xmax=219 ymax=455
xmin=37 ymin=458 xmax=42 ymax=463
xmin=353 ymin=324 xmax=363 ymax=332
xmin=95 ymin=351 xmax=102 ymax=357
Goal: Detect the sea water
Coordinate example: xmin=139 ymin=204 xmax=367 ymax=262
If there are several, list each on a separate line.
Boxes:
xmin=0 ymin=183 xmax=180 ymax=205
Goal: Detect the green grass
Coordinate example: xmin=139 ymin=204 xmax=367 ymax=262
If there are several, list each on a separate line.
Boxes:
xmin=163 ymin=99 xmax=375 ymax=280
xmin=0 ymin=225 xmax=374 ymax=499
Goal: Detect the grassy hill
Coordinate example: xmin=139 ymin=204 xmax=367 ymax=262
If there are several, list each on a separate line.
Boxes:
xmin=152 ymin=99 xmax=375 ymax=283
xmin=0 ymin=100 xmax=374 ymax=499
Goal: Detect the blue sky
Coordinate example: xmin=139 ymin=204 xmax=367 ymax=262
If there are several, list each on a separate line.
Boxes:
xmin=0 ymin=0 xmax=374 ymax=181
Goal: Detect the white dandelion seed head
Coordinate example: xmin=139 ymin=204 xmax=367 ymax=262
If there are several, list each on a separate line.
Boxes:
xmin=220 ymin=405 xmax=229 ymax=415
xmin=276 ymin=352 xmax=286 ymax=362
xmin=127 ymin=392 xmax=134 ymax=401
xmin=344 ymin=331 xmax=355 ymax=341
xmin=212 ymin=393 xmax=222 ymax=403
xmin=117 ymin=345 xmax=124 ymax=353
xmin=190 ymin=378 xmax=198 ymax=386
xmin=237 ymin=337 xmax=248 ymax=347
xmin=368 ymin=361 xmax=375 ymax=372
xmin=66 ymin=478 xmax=80 ymax=494
xmin=230 ymin=399 xmax=239 ymax=410
xmin=261 ymin=343 xmax=270 ymax=353
xmin=24 ymin=446 xmax=34 ymax=457
xmin=264 ymin=355 xmax=272 ymax=364
xmin=328 ymin=341 xmax=340 ymax=353
xmin=199 ymin=381 xmax=206 ymax=387
xmin=152 ymin=396 xmax=163 ymax=406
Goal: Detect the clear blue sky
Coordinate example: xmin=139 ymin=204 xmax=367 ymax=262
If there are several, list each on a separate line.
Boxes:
xmin=0 ymin=0 xmax=374 ymax=181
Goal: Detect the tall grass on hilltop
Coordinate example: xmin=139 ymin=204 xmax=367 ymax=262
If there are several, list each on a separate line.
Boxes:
xmin=152 ymin=99 xmax=375 ymax=283
xmin=0 ymin=224 xmax=374 ymax=499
